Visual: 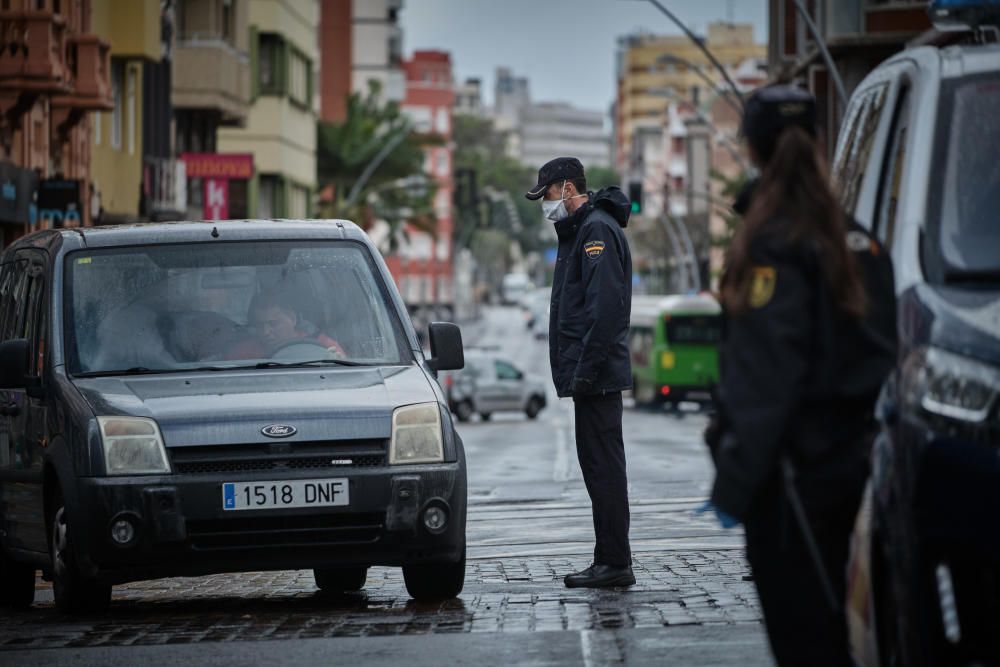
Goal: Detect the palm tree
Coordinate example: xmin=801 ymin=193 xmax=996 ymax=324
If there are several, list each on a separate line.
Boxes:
xmin=316 ymin=82 xmax=440 ymax=249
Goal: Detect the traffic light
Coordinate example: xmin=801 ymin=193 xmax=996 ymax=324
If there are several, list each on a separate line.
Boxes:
xmin=628 ymin=181 xmax=642 ymax=215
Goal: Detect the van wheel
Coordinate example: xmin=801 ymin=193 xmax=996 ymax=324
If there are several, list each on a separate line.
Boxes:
xmin=314 ymin=566 xmax=367 ymax=593
xmin=454 ymin=401 xmax=473 ymax=423
xmin=479 ymin=412 xmax=492 ymax=421
xmin=403 ymin=553 xmax=465 ymax=601
xmin=50 ymin=495 xmax=111 ymax=614
xmin=525 ymin=397 xmax=543 ymax=420
xmin=0 ymin=549 xmax=35 ymax=609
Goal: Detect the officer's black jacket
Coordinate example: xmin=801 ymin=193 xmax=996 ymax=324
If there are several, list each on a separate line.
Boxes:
xmin=549 ymin=187 xmax=633 ymax=398
xmin=710 ymin=217 xmax=897 ymax=519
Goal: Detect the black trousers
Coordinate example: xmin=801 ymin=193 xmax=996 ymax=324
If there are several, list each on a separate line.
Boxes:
xmin=573 ymin=392 xmax=631 ymax=568
xmin=744 ymin=473 xmax=866 ymax=667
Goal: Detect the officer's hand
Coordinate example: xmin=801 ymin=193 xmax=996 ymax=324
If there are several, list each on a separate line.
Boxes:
xmin=570 ymin=376 xmax=594 ymax=396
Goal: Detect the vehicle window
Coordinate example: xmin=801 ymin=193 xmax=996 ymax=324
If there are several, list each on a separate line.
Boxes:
xmin=629 ymin=327 xmax=653 ymax=367
xmin=21 ymin=253 xmax=46 ymax=377
xmin=495 ymin=361 xmax=521 ymax=381
xmin=836 ymin=84 xmax=888 ymax=217
xmin=874 ymin=87 xmax=909 ymax=249
xmin=64 ymin=242 xmax=411 ymax=375
xmin=665 ymin=315 xmax=722 ymax=345
xmin=0 ymin=256 xmax=29 ymax=343
xmin=935 ymin=75 xmax=1000 ymax=278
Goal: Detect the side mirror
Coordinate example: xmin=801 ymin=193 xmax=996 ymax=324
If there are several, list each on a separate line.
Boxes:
xmin=427 ymin=322 xmax=464 ymax=372
xmin=0 ymin=339 xmax=30 ymax=390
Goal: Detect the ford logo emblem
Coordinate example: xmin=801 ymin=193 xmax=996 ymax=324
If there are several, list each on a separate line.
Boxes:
xmin=261 ymin=424 xmax=297 ymax=438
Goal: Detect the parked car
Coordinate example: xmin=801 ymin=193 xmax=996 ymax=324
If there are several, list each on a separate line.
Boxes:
xmin=444 ymin=350 xmax=547 ymax=422
xmin=834 ymin=11 xmax=1000 ymax=665
xmin=0 ymin=220 xmax=468 ymax=613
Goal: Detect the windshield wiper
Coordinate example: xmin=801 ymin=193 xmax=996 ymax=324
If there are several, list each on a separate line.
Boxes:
xmin=75 ymin=366 xmax=171 ymax=378
xmin=254 ymin=359 xmax=371 ymax=369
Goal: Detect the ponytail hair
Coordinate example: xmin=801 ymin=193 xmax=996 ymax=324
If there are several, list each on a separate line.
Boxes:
xmin=721 ymin=126 xmax=867 ymax=319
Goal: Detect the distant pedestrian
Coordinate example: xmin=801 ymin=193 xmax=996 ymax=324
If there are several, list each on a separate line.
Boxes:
xmin=525 ymin=157 xmax=635 ymax=588
xmin=704 ymin=87 xmax=897 ymax=665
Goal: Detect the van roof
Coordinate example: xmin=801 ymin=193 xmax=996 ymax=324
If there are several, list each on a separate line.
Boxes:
xmin=8 ymin=219 xmax=371 ymax=252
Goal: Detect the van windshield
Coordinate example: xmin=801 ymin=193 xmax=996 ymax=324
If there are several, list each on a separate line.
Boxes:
xmin=65 ymin=242 xmax=411 ymax=376
xmin=936 ymin=74 xmax=1000 ymax=279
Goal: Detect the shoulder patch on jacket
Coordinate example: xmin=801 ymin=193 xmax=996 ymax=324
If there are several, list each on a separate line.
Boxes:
xmin=749 ymin=266 xmax=776 ymax=309
xmin=584 ymin=240 xmax=606 ymax=259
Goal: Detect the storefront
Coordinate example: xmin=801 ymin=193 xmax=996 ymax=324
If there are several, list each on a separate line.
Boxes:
xmin=180 ymin=153 xmax=254 ymax=220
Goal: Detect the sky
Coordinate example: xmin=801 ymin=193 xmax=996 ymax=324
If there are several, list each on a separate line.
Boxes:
xmin=400 ymin=0 xmax=768 ymax=114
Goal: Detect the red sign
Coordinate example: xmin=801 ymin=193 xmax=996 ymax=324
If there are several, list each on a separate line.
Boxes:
xmin=180 ymin=153 xmax=254 ymax=180
xmin=203 ymin=178 xmax=229 ymax=220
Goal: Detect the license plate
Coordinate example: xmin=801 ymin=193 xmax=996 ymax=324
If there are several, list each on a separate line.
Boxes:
xmin=222 ymin=478 xmax=349 ymax=511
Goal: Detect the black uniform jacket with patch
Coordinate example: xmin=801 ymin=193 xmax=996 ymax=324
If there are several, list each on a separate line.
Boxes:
xmin=549 ymin=187 xmax=633 ymax=399
xmin=710 ymin=217 xmax=897 ymax=519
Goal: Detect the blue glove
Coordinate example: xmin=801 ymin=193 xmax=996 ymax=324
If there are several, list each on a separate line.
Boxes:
xmin=696 ymin=500 xmax=740 ymax=529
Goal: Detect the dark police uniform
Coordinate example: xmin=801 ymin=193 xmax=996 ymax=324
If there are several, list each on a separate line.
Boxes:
xmin=709 ymin=215 xmax=897 ymax=665
xmin=548 ymin=186 xmax=634 ymax=570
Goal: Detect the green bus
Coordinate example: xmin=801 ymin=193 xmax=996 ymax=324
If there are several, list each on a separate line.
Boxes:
xmin=628 ymin=294 xmax=722 ymax=408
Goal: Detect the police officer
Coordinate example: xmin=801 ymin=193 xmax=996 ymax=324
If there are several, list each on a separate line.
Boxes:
xmin=525 ymin=157 xmax=635 ymax=588
xmin=705 ymin=87 xmax=897 ymax=665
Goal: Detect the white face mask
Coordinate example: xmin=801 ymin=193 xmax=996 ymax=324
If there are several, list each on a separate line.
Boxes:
xmin=541 ymin=181 xmax=584 ymax=222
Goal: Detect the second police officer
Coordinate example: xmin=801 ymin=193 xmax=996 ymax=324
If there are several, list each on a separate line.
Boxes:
xmin=705 ymin=86 xmax=898 ymax=665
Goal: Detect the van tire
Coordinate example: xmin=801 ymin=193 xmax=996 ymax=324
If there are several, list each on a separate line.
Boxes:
xmin=0 ymin=550 xmax=35 ymax=609
xmin=402 ymin=553 xmax=465 ymax=601
xmin=454 ymin=401 xmax=473 ymax=423
xmin=50 ymin=493 xmax=112 ymax=614
xmin=314 ymin=566 xmax=367 ymax=593
xmin=525 ymin=397 xmax=543 ymax=420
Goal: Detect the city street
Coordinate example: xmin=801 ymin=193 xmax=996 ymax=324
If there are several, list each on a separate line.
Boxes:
xmin=0 ymin=306 xmax=769 ymax=665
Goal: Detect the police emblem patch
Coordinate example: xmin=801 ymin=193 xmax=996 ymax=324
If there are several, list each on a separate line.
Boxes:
xmin=584 ymin=240 xmax=606 ymax=259
xmin=749 ymin=266 xmax=776 ymax=309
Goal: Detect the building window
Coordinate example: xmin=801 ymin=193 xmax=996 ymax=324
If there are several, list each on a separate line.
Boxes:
xmin=288 ymin=183 xmax=308 ymax=219
xmin=289 ymin=49 xmax=310 ymax=107
xmin=126 ymin=66 xmax=137 ymax=155
xmin=435 ymin=108 xmax=450 ymax=135
xmin=93 ymin=111 xmax=101 ymax=146
xmin=258 ymin=175 xmax=279 ymax=218
xmin=436 ymin=151 xmax=449 ymax=178
xmin=110 ymin=61 xmax=123 ymax=149
xmin=405 ymin=106 xmax=433 ymax=133
xmin=258 ymin=33 xmax=282 ymax=94
xmin=221 ymin=0 xmax=235 ymax=43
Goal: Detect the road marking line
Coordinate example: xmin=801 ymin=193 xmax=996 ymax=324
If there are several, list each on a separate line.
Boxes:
xmin=580 ymin=630 xmax=596 ymax=667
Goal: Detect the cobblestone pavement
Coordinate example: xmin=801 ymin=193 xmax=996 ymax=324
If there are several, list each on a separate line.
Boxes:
xmin=0 ymin=550 xmax=758 ymax=649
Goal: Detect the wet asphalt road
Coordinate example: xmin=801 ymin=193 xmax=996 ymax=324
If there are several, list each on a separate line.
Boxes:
xmin=0 ymin=306 xmax=771 ymax=666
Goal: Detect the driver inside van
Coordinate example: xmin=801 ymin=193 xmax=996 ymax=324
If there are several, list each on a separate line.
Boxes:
xmin=226 ymin=290 xmax=346 ymax=359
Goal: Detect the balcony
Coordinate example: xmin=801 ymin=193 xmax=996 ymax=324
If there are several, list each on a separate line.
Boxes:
xmin=173 ymin=38 xmax=250 ymax=126
xmin=0 ymin=9 xmax=70 ymax=94
xmin=50 ymin=34 xmax=113 ymax=112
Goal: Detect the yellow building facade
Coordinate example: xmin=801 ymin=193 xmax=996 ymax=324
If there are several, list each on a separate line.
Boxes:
xmin=218 ymin=0 xmax=318 ymax=218
xmin=89 ymin=0 xmax=160 ymax=222
xmin=616 ymin=23 xmax=765 ymax=172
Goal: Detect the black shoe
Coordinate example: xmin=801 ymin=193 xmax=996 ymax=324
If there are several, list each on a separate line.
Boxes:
xmin=564 ymin=564 xmax=635 ymax=589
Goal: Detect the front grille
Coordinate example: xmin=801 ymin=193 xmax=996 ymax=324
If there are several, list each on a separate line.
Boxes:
xmin=187 ymin=513 xmax=384 ymax=550
xmin=170 ymin=440 xmax=387 ymax=476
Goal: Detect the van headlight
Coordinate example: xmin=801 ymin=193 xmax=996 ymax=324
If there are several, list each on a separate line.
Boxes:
xmin=901 ymin=347 xmax=1000 ymax=424
xmin=389 ymin=403 xmax=444 ymax=464
xmin=97 ymin=417 xmax=170 ymax=475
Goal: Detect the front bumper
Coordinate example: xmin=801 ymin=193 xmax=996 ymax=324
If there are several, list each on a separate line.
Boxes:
xmin=71 ymin=464 xmax=466 ymax=584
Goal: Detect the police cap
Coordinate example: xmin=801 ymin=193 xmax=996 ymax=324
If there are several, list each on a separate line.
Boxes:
xmin=525 ymin=157 xmax=585 ymax=200
xmin=741 ymin=85 xmax=817 ymax=161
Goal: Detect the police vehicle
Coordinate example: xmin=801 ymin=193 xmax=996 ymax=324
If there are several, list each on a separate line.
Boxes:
xmin=0 ymin=220 xmax=468 ymax=613
xmin=833 ymin=2 xmax=1000 ymax=664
